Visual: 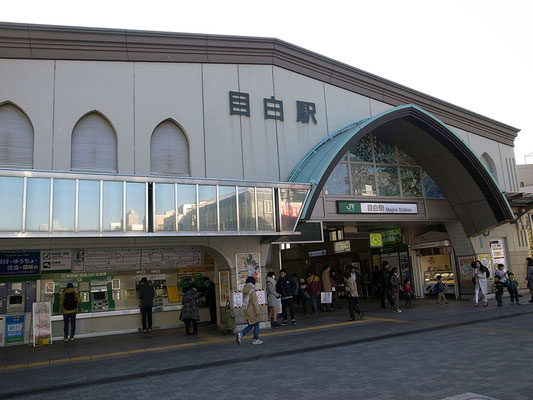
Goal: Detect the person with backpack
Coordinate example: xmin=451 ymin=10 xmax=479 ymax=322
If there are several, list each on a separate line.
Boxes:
xmin=472 ymin=260 xmax=490 ymax=307
xmin=138 ymin=277 xmax=155 ymax=333
xmin=181 ymin=284 xmax=200 ymax=336
xmin=236 ymin=276 xmax=263 ymax=345
xmin=59 ymin=282 xmax=81 ymax=342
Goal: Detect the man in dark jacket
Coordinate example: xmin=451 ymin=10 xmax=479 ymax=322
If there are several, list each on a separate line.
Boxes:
xmin=203 ymin=277 xmax=217 ymax=325
xmin=379 ymin=261 xmax=394 ymax=309
xmin=139 ymin=277 xmax=155 ymax=333
xmin=276 ymin=269 xmax=297 ymax=325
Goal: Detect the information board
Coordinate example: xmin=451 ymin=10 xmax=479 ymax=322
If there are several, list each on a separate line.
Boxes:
xmin=0 ymin=251 xmax=40 ymax=276
xmin=5 ymin=314 xmax=24 ymax=344
xmin=41 ymin=250 xmax=72 ymax=271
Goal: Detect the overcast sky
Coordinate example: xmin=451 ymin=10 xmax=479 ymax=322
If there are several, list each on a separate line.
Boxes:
xmin=3 ymin=0 xmax=532 ymax=163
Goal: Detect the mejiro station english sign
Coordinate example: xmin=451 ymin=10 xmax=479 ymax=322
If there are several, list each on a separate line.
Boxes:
xmin=337 ymin=201 xmax=418 ymax=215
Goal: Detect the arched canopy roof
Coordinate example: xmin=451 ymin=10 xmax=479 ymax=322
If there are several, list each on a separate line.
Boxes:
xmin=287 ymin=104 xmax=513 ymax=237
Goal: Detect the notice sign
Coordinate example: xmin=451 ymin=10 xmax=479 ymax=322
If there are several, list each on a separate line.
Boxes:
xmin=41 ymin=250 xmax=72 ymax=271
xmin=337 ymin=201 xmax=418 ymax=214
xmin=0 ymin=251 xmax=40 ymax=276
xmin=5 ymin=314 xmax=25 ymax=344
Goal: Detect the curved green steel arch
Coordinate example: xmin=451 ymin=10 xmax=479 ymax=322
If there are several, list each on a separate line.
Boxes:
xmin=287 ymin=104 xmax=513 ymax=237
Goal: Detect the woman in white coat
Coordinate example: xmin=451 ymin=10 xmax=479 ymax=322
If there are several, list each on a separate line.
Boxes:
xmin=266 ymin=272 xmax=281 ymax=327
xmin=472 ymin=260 xmax=490 ymax=307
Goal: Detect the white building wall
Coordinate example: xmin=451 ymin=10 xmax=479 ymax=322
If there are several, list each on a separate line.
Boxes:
xmin=134 ymin=63 xmax=205 ymax=177
xmin=0 ymin=59 xmax=55 ymax=170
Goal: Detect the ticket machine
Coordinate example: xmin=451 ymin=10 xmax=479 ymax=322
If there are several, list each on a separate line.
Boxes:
xmin=91 ymin=280 xmax=109 ymax=312
xmin=4 ymin=284 xmax=26 ymax=345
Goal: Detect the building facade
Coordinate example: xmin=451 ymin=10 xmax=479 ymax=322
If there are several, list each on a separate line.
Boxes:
xmin=0 ymin=22 xmax=529 ymax=345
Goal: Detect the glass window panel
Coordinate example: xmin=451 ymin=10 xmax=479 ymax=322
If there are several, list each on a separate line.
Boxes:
xmin=126 ymin=182 xmax=146 ymax=231
xmin=103 ymin=181 xmax=123 ymax=231
xmin=199 ymin=185 xmax=217 ymax=231
xmin=396 ymin=147 xmax=418 ymax=165
xmin=26 ymin=178 xmax=50 ymax=232
xmin=373 ymin=136 xmax=396 ymax=164
xmin=155 ymin=183 xmax=175 ymax=231
xmin=177 ymin=184 xmax=197 ymax=231
xmin=53 ymin=179 xmax=75 ymax=231
xmin=350 ymin=164 xmax=376 ymax=196
xmin=78 ymin=180 xmax=100 ymax=231
xmin=400 ymin=168 xmax=423 ymax=197
xmin=376 ymin=166 xmax=400 ymax=196
xmin=279 ymin=189 xmax=308 ymax=232
xmin=349 ymin=135 xmax=373 ymax=162
xmin=257 ymin=188 xmax=275 ymax=231
xmin=422 ymin=171 xmax=446 ymax=198
xmin=219 ymin=186 xmax=237 ymax=231
xmin=0 ymin=177 xmax=23 ymax=231
xmin=238 ymin=187 xmax=256 ymax=231
xmin=324 ymin=163 xmax=349 ymax=195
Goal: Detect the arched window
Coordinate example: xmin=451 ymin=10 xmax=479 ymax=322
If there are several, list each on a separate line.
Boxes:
xmin=71 ymin=112 xmax=117 ymax=172
xmin=481 ymin=152 xmax=498 ymax=183
xmin=150 ymin=120 xmax=190 ymax=176
xmin=0 ymin=103 xmax=34 ymax=168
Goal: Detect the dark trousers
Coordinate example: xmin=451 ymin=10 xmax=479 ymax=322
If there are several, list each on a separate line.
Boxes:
xmin=184 ymin=319 xmax=198 ymax=334
xmin=209 ymin=304 xmax=217 ymax=324
xmin=281 ymin=297 xmax=295 ymax=321
xmin=405 ymin=293 xmax=413 ymax=307
xmin=140 ymin=306 xmax=153 ymax=330
xmin=496 ymin=292 xmax=503 ymax=306
xmin=509 ymin=289 xmax=519 ymax=303
xmin=380 ymin=287 xmax=394 ymax=308
xmin=310 ymin=295 xmax=318 ymax=313
xmin=301 ymin=295 xmax=308 ymax=315
xmin=63 ymin=313 xmax=76 ymax=338
xmin=348 ymin=296 xmax=362 ymax=319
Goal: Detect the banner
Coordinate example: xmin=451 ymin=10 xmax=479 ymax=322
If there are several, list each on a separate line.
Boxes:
xmin=32 ymin=302 xmax=52 ymax=346
xmin=235 ymin=253 xmax=261 ymax=291
xmin=0 ymin=251 xmax=40 ymax=276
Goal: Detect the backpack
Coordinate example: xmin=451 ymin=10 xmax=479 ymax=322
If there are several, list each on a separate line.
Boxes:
xmin=242 ymin=289 xmax=254 ymax=310
xmin=63 ymin=291 xmax=77 ymax=311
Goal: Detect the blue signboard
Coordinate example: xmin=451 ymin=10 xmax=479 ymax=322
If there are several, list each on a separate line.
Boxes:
xmin=0 ymin=251 xmax=40 ymax=276
xmin=5 ymin=314 xmax=25 ymax=343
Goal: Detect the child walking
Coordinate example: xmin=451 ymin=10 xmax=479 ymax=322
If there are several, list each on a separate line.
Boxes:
xmin=402 ymin=278 xmax=414 ymax=308
xmin=434 ymin=275 xmax=448 ymax=305
xmin=507 ymin=272 xmax=521 ymax=305
xmin=493 ymin=275 xmax=504 ymax=307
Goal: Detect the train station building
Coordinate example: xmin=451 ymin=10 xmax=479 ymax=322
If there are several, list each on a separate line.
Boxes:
xmin=0 ymin=22 xmax=530 ymax=345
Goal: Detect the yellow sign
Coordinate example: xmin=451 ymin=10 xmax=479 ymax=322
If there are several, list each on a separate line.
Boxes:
xmin=369 ymin=233 xmax=383 ymax=248
xmin=167 ymin=285 xmax=180 ymax=303
xmin=477 ymin=254 xmax=493 ymax=277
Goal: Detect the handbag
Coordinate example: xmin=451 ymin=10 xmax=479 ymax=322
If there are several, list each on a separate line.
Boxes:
xmin=321 ymin=291 xmax=332 ymax=304
xmin=275 ymin=296 xmax=282 ymax=310
xmin=179 ymin=308 xmax=184 ymax=321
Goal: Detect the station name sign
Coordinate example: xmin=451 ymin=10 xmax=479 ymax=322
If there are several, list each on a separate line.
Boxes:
xmin=337 ymin=201 xmax=418 ymax=215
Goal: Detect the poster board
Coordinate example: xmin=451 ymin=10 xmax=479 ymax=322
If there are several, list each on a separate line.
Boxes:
xmin=235 ymin=252 xmax=261 ymax=291
xmin=32 ymin=302 xmax=52 ymax=347
xmin=231 ymin=291 xmax=243 ymax=308
xmin=457 ymin=255 xmax=475 ymax=283
xmin=167 ymin=286 xmax=180 ymax=303
xmin=256 ymin=290 xmax=266 ymax=306
xmin=219 ymin=270 xmax=231 ymax=305
xmin=477 ymin=254 xmax=493 ymax=278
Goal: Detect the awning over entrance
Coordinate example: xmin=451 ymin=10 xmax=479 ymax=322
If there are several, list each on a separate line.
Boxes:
xmin=505 ymin=192 xmax=533 ymax=219
xmin=287 ymin=104 xmax=514 ymax=237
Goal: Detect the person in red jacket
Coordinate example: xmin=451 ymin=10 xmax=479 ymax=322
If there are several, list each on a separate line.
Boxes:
xmin=402 ymin=278 xmax=414 ymax=308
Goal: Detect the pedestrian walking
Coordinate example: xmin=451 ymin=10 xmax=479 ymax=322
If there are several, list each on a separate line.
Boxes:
xmin=320 ymin=265 xmax=333 ymax=311
xmin=493 ymin=275 xmax=504 ymax=307
xmin=298 ymin=278 xmax=310 ymax=316
xmin=181 ymin=284 xmax=200 ymax=336
xmin=266 ymin=272 xmax=281 ymax=327
xmin=343 ymin=272 xmax=364 ymax=320
xmin=60 ymin=283 xmax=81 ymax=342
xmin=472 ymin=260 xmax=490 ymax=307
xmin=306 ymin=271 xmax=320 ymax=314
xmin=434 ymin=275 xmax=448 ymax=305
xmin=139 ymin=277 xmax=155 ymax=333
xmin=236 ymin=276 xmax=263 ymax=345
xmin=330 ymin=270 xmax=341 ymax=310
xmin=292 ymin=273 xmax=300 ymax=306
xmin=276 ymin=269 xmax=297 ymax=325
xmin=526 ymin=257 xmax=533 ymax=303
xmin=402 ymin=278 xmax=414 ymax=308
xmin=379 ymin=261 xmax=394 ymax=309
xmin=507 ymin=272 xmax=521 ymax=305
xmin=389 ymin=267 xmax=402 ymax=313
xmin=372 ymin=265 xmax=381 ymax=299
